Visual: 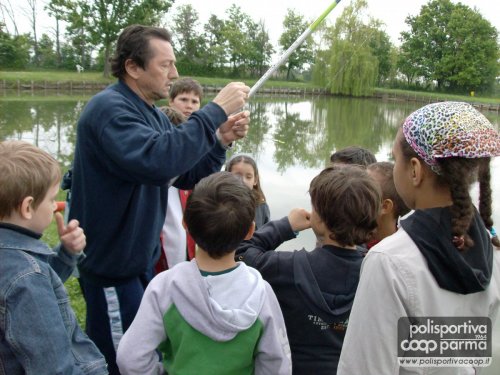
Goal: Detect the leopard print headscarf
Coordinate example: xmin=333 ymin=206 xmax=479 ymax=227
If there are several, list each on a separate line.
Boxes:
xmin=402 ymin=102 xmax=500 ymax=174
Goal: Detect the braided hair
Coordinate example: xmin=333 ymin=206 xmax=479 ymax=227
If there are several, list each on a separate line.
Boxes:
xmin=400 ymin=136 xmax=498 ymax=250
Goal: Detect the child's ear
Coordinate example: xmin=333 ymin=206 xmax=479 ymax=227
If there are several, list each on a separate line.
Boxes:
xmin=410 ymin=157 xmax=424 ymax=186
xmin=381 ymin=198 xmax=394 ymax=215
xmin=19 ymin=196 xmax=34 ymax=220
xmin=244 ymin=221 xmax=256 ymax=240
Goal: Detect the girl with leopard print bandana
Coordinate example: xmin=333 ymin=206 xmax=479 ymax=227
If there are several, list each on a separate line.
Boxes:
xmin=338 ymin=102 xmax=500 ymax=375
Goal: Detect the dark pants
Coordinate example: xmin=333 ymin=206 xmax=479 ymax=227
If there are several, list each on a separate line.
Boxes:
xmin=79 ymin=270 xmax=154 ymax=375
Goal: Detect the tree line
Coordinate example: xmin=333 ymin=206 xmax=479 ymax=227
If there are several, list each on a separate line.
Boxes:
xmin=1 ymin=0 xmax=499 ymax=95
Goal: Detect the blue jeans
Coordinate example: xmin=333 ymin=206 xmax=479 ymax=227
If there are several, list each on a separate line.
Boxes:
xmin=79 ymin=270 xmax=154 ymax=375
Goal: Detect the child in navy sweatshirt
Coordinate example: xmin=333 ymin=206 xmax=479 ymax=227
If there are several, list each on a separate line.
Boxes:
xmin=236 ymin=164 xmax=381 ymax=374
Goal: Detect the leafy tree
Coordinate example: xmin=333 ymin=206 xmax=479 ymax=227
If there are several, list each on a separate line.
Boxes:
xmin=59 ymin=42 xmax=81 ymax=70
xmin=171 ymin=4 xmax=206 ymax=74
xmin=46 ymin=0 xmax=67 ymax=67
xmin=399 ymin=0 xmax=499 ymax=92
xmin=0 ymin=29 xmax=31 ymax=68
xmin=223 ymin=4 xmax=253 ymax=76
xmin=64 ymin=4 xmax=93 ymax=69
xmin=444 ymin=3 xmax=498 ymax=91
xmin=246 ymin=20 xmax=274 ymax=76
xmin=171 ymin=4 xmax=201 ymax=59
xmin=313 ymin=0 xmax=379 ymax=96
xmin=61 ymin=0 xmax=173 ymax=76
xmin=386 ymin=45 xmax=400 ymax=86
xmin=368 ymin=28 xmax=392 ymax=86
xmin=224 ymin=5 xmax=276 ymax=78
xmin=38 ymin=33 xmax=58 ymax=68
xmin=278 ymin=9 xmax=314 ymax=80
xmin=397 ymin=45 xmax=419 ymax=86
xmin=203 ymin=14 xmax=227 ymax=73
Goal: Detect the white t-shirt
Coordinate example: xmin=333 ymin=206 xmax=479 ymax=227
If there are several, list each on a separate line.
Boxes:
xmin=161 ymin=187 xmax=187 ymax=268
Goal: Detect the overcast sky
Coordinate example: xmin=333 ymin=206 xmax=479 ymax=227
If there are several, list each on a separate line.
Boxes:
xmin=3 ymin=0 xmax=499 ymax=47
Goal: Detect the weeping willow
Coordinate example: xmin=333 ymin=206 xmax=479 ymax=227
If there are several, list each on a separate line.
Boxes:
xmin=313 ymin=0 xmax=379 ymax=97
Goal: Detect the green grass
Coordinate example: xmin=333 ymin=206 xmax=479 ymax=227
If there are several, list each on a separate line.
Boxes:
xmin=375 ymin=87 xmax=500 ymax=105
xmin=0 ymin=70 xmax=115 ymax=84
xmin=0 ymin=70 xmax=322 ymax=89
xmin=0 ymin=94 xmax=95 ymax=101
xmin=42 ymin=190 xmax=87 ymax=329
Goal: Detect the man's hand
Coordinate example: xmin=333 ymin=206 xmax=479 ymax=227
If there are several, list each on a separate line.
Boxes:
xmin=55 ymin=212 xmax=86 ymax=254
xmin=217 ymin=110 xmax=250 ymax=145
xmin=288 ymin=208 xmax=311 ymax=232
xmin=212 ymin=82 xmax=250 ymax=115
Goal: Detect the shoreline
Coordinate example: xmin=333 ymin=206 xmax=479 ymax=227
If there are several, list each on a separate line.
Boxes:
xmin=1 ymin=79 xmax=499 ymax=113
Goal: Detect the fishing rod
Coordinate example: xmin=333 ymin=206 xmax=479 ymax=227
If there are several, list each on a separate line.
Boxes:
xmin=248 ymin=0 xmax=343 ymax=98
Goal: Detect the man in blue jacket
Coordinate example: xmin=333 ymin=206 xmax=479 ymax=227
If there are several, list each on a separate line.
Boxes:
xmin=69 ymin=24 xmax=250 ymax=374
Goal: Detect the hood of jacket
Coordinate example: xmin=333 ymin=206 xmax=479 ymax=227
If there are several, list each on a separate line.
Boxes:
xmin=292 ymin=246 xmax=364 ymax=324
xmin=400 ymin=207 xmax=493 ymax=294
xmin=168 ymin=260 xmax=267 ymax=341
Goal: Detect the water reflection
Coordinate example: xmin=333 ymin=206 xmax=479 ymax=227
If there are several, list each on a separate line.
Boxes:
xmin=0 ymin=100 xmax=83 ymax=168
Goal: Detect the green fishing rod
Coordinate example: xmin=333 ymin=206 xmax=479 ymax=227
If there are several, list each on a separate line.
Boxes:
xmin=248 ymin=0 xmax=343 ymax=98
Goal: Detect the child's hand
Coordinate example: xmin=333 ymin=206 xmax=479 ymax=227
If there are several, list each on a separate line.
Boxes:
xmin=55 ymin=212 xmax=86 ymax=254
xmin=288 ymin=208 xmax=311 ymax=232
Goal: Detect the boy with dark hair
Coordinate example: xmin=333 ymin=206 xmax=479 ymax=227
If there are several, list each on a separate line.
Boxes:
xmin=367 ymin=161 xmax=410 ymax=248
xmin=236 ymin=165 xmax=381 ymax=374
xmin=330 ymin=145 xmax=377 ymax=166
xmin=0 ymin=140 xmax=107 ymax=375
xmin=117 ymin=172 xmax=292 ymax=375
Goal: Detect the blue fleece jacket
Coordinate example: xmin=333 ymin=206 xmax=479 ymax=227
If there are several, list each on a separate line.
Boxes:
xmin=69 ymin=81 xmax=228 ymax=286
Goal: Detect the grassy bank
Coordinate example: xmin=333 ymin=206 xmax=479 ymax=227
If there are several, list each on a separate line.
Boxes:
xmin=375 ymin=88 xmax=500 ymax=105
xmin=0 ymin=70 xmax=320 ymax=90
xmin=0 ymin=71 xmax=115 ymax=84
xmin=2 ymin=70 xmax=499 ymax=105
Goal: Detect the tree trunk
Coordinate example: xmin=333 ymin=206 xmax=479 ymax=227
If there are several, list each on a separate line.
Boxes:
xmin=3 ymin=0 xmax=19 ymax=35
xmin=55 ymin=17 xmax=61 ymax=67
xmin=30 ymin=0 xmax=39 ymax=66
xmin=103 ymin=44 xmax=111 ymax=78
xmin=79 ymin=27 xmax=85 ymax=67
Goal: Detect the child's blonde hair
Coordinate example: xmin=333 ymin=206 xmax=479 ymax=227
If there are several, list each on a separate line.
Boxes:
xmin=0 ymin=141 xmax=61 ymax=219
